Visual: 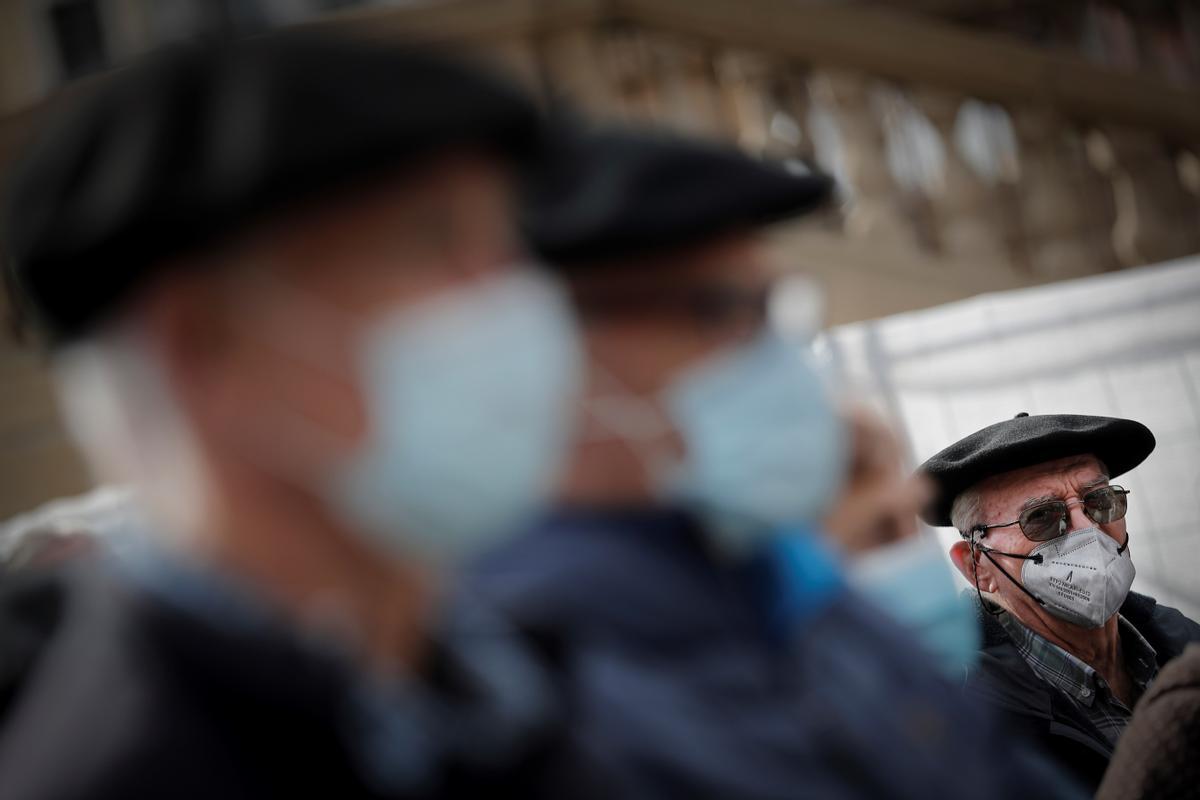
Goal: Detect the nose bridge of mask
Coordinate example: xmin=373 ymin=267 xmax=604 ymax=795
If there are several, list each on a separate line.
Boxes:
xmin=1031 ymin=527 xmax=1102 ymax=569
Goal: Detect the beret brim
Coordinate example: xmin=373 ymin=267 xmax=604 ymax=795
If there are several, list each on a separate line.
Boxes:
xmin=522 ymin=122 xmax=833 ymax=267
xmin=918 ymin=413 xmax=1156 ymax=528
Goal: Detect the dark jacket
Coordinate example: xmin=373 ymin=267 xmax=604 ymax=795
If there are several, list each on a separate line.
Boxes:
xmin=965 ymin=591 xmax=1200 ymax=794
xmin=469 ymin=507 xmax=1085 ymax=800
xmin=0 ymin=559 xmax=610 ymax=800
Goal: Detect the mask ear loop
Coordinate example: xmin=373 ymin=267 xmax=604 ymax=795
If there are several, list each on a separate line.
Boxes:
xmin=966 ymin=532 xmax=1004 ymax=618
xmin=578 ymin=359 xmax=681 ymax=486
xmin=965 ymin=526 xmax=1047 ymax=615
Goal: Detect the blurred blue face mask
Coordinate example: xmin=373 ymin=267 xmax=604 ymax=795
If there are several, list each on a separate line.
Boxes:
xmin=587 ymin=331 xmax=847 ymax=553
xmin=252 ymin=269 xmax=582 ymax=561
xmin=846 ymin=534 xmax=980 ymax=679
xmin=326 ymin=270 xmax=582 ymax=560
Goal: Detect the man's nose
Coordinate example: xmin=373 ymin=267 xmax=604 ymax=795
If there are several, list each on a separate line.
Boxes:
xmin=1067 ymin=501 xmax=1093 ymax=532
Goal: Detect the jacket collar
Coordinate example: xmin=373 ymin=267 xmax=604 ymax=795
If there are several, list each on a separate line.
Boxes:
xmin=965 ymin=591 xmax=1116 ymax=759
xmin=975 ymin=589 xmax=1162 ymax=652
xmin=967 ymin=590 xmax=1179 ymax=758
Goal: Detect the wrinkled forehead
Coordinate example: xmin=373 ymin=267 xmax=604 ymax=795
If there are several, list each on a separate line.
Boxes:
xmin=975 ymin=454 xmax=1109 ymax=514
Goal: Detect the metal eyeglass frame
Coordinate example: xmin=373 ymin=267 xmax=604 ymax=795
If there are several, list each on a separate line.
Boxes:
xmin=968 ymin=485 xmax=1131 ymax=544
xmin=961 ymin=485 xmax=1130 ymax=616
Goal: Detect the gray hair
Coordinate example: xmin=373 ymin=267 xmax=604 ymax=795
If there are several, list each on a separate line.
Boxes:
xmin=950 ymin=486 xmax=984 ymax=538
xmin=52 ymin=322 xmax=209 ymax=543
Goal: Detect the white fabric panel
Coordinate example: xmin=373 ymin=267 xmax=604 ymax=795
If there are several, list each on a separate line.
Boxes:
xmin=821 ymin=256 xmax=1200 ymax=621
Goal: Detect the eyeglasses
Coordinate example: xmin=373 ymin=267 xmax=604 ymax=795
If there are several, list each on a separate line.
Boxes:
xmin=969 ymin=485 xmax=1130 ymax=543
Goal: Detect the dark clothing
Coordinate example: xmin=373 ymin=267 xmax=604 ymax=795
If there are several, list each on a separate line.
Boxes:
xmin=1097 ymin=643 xmax=1200 ymax=800
xmin=0 ymin=559 xmax=608 ymax=799
xmin=469 ymin=507 xmax=1085 ymax=800
xmin=965 ymin=591 xmax=1200 ymax=794
xmin=996 ymin=609 xmax=1159 ymax=747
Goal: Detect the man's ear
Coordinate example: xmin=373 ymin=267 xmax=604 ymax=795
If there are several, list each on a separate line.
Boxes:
xmin=137 ymin=267 xmax=257 ymax=448
xmin=950 ymin=539 xmax=996 ymax=592
xmin=139 ymin=269 xmax=230 ymax=390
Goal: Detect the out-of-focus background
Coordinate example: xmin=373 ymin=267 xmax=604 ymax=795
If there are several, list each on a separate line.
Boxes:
xmin=2 ymin=0 xmax=1199 ymax=611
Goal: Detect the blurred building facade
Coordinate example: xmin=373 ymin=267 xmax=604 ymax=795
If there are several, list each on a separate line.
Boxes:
xmin=2 ymin=0 xmax=1200 ymax=517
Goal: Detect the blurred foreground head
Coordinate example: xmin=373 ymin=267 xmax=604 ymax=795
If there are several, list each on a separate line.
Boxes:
xmin=2 ymin=32 xmax=580 ymax=626
xmin=522 ymin=121 xmax=846 ymax=551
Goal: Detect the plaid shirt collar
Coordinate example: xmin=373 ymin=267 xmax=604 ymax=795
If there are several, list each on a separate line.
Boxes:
xmin=998 ymin=611 xmax=1158 ymax=708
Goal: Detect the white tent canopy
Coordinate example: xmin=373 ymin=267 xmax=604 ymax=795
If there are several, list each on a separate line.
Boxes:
xmin=822 ymin=256 xmax=1200 ymax=621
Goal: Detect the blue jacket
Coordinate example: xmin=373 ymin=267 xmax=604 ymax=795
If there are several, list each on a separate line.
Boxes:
xmin=0 ymin=556 xmax=615 ymax=799
xmin=469 ymin=507 xmax=1085 ymax=799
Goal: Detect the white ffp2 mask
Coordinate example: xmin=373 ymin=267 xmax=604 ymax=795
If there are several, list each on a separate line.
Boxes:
xmin=1018 ymin=527 xmax=1135 ymax=629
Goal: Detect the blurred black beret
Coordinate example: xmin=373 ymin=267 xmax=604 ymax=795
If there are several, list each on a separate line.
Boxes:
xmin=522 ymin=121 xmax=834 ymax=268
xmin=918 ymin=412 xmax=1156 ymax=528
xmin=3 ymin=31 xmax=544 ymax=345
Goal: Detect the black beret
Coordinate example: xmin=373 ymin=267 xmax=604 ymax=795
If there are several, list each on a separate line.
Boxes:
xmin=4 ymin=31 xmax=543 ymax=344
xmin=918 ymin=413 xmax=1156 ymax=528
xmin=522 ymin=121 xmax=834 ymax=268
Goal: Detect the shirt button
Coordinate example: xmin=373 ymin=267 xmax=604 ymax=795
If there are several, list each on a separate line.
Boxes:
xmin=1080 ymin=687 xmax=1092 ymax=698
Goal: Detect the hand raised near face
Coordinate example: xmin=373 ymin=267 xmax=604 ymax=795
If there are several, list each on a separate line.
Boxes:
xmin=822 ymin=405 xmax=931 ymax=555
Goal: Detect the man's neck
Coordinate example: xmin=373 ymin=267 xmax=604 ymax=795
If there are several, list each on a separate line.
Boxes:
xmin=1008 ymin=599 xmax=1129 ymax=698
xmin=193 ymin=463 xmax=433 ymax=674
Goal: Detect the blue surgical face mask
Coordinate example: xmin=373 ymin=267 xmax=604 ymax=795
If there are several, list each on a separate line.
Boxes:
xmin=667 ymin=333 xmax=847 ymax=550
xmin=846 ymin=534 xmax=980 ymax=679
xmin=324 ymin=270 xmax=582 ymax=560
xmin=587 ymin=331 xmax=847 ymax=553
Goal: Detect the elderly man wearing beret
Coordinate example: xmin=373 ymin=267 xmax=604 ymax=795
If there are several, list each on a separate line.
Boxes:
xmin=922 ymin=412 xmax=1200 ymax=793
xmin=0 ymin=33 xmax=611 ymax=798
